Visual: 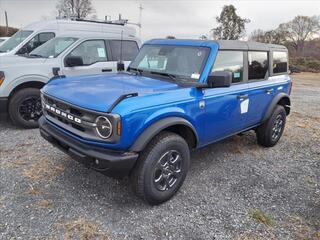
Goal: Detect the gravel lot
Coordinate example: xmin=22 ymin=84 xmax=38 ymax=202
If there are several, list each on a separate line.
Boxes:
xmin=0 ymin=73 xmax=319 ymax=240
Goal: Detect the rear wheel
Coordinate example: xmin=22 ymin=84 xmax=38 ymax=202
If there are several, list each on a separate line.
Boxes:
xmin=256 ymin=105 xmax=286 ymax=147
xmin=131 ymin=131 xmax=190 ymax=205
xmin=9 ymin=88 xmax=42 ymax=129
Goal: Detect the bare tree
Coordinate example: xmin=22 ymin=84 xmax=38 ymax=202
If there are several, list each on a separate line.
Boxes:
xmin=212 ymin=5 xmax=250 ymax=40
xmin=250 ymin=29 xmax=286 ymax=44
xmin=281 ymin=15 xmax=320 ymax=52
xmin=56 ymin=0 xmax=95 ymax=19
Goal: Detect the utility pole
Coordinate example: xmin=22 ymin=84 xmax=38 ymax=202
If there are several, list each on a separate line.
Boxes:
xmin=5 ymin=11 xmax=8 ymax=36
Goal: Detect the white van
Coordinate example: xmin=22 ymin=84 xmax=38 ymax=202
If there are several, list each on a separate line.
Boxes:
xmin=0 ymin=22 xmax=141 ymax=128
xmin=0 ymin=18 xmax=137 ymax=56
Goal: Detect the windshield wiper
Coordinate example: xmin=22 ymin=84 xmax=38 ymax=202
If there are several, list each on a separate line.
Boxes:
xmin=150 ymin=71 xmax=177 ymax=81
xmin=128 ymin=67 xmax=143 ymax=75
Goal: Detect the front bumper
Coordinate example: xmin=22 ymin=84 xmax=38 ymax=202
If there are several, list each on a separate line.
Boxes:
xmin=0 ymin=97 xmax=8 ymax=115
xmin=39 ymin=116 xmax=139 ymax=178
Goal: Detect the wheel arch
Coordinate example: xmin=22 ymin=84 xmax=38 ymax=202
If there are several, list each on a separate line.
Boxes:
xmin=262 ymin=93 xmax=291 ymax=123
xmin=9 ymin=81 xmax=46 ymax=100
xmin=130 ymin=117 xmax=199 ymax=152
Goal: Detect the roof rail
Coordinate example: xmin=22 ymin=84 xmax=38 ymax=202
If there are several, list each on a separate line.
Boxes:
xmin=71 ymin=18 xmax=127 ymax=26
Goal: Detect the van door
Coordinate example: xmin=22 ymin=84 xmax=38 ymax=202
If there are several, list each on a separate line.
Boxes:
xmin=107 ymin=40 xmax=139 ymax=69
xmin=62 ymin=39 xmax=116 ymax=76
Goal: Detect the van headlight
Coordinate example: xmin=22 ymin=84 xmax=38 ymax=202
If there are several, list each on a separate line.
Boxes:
xmin=95 ymin=116 xmax=113 ymax=139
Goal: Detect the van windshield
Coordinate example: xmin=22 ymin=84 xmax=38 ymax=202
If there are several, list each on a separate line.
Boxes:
xmin=129 ymin=45 xmax=209 ymax=82
xmin=0 ymin=30 xmax=33 ymax=52
xmin=30 ymin=37 xmax=78 ymax=58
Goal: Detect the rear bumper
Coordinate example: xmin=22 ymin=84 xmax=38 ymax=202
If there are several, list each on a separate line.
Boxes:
xmin=0 ymin=97 xmax=8 ymax=115
xmin=39 ymin=116 xmax=139 ymax=178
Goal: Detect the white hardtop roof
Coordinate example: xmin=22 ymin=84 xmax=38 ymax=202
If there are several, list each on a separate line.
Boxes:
xmin=22 ymin=19 xmax=136 ymax=37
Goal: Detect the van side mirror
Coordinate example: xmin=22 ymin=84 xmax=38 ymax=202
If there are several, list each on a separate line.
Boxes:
xmin=207 ymin=71 xmax=232 ymax=88
xmin=117 ymin=61 xmax=125 ymax=72
xmin=65 ymin=56 xmax=84 ymax=67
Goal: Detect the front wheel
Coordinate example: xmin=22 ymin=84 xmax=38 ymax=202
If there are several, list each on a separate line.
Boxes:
xmin=131 ymin=131 xmax=190 ymax=205
xmin=256 ymin=105 xmax=286 ymax=147
xmin=9 ymin=88 xmax=42 ymax=129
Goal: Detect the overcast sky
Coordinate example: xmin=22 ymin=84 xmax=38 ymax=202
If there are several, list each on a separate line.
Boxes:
xmin=0 ymin=0 xmax=320 ymax=40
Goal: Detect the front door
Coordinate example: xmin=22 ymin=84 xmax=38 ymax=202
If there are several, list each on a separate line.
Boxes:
xmin=62 ymin=39 xmax=116 ymax=77
xmin=204 ymin=50 xmax=249 ymax=143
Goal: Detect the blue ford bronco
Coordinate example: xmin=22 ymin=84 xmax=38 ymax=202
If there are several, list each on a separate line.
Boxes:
xmin=39 ymin=39 xmax=292 ymax=205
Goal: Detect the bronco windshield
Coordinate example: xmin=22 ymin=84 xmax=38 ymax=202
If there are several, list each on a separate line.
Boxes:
xmin=129 ymin=45 xmax=210 ymax=81
xmin=0 ymin=30 xmax=33 ymax=52
xmin=29 ymin=37 xmax=78 ymax=58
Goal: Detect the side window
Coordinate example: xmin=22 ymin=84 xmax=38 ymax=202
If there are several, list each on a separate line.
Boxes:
xmin=248 ymin=51 xmax=268 ymax=80
xmin=273 ymin=51 xmax=288 ymax=74
xmin=212 ymin=51 xmax=244 ymax=83
xmin=109 ymin=40 xmax=139 ymax=61
xmin=17 ymin=32 xmax=55 ymax=54
xmin=68 ymin=40 xmax=107 ymax=65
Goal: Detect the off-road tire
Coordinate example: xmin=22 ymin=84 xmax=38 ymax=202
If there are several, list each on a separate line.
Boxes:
xmin=9 ymin=88 xmax=41 ymax=129
xmin=130 ymin=131 xmax=190 ymax=205
xmin=256 ymin=105 xmax=286 ymax=147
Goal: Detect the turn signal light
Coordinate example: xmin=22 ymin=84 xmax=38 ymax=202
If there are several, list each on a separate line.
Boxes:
xmin=117 ymin=120 xmax=122 ymax=136
xmin=0 ymin=71 xmax=4 ymax=86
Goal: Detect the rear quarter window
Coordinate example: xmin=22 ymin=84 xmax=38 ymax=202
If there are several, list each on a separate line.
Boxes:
xmin=273 ymin=51 xmax=288 ymax=74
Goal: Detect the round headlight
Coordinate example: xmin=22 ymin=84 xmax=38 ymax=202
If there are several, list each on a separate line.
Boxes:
xmin=95 ymin=116 xmax=112 ymax=139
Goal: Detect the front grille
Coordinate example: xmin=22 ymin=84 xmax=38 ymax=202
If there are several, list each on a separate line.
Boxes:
xmin=41 ymin=93 xmax=121 ymax=143
xmin=42 ymin=94 xmax=98 ymax=138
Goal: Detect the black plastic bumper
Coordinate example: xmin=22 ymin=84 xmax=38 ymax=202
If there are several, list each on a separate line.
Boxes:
xmin=0 ymin=97 xmax=8 ymax=115
xmin=39 ymin=116 xmax=139 ymax=178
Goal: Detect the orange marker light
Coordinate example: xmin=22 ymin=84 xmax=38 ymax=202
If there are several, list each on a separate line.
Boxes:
xmin=117 ymin=121 xmax=122 ymax=136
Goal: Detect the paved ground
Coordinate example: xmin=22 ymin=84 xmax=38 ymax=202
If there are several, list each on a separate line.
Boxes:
xmin=0 ymin=73 xmax=319 ymax=240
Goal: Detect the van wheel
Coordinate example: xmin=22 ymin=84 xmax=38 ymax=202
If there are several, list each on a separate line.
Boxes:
xmin=256 ymin=105 xmax=286 ymax=147
xmin=131 ymin=131 xmax=190 ymax=205
xmin=9 ymin=88 xmax=42 ymax=129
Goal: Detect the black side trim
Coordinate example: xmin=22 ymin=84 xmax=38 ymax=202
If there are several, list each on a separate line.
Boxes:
xmin=0 ymin=97 xmax=8 ymax=115
xmin=130 ymin=117 xmax=199 ymax=152
xmin=107 ymin=93 xmax=138 ymax=112
xmin=262 ymin=93 xmax=291 ymax=122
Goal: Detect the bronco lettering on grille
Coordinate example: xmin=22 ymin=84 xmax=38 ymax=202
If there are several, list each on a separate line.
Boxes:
xmin=45 ymin=103 xmax=82 ymax=124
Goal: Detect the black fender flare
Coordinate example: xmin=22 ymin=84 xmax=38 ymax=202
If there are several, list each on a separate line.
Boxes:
xmin=130 ymin=117 xmax=199 ymax=152
xmin=262 ymin=93 xmax=291 ymax=122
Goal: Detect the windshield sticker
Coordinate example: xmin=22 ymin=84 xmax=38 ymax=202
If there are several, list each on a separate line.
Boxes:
xmin=97 ymin=48 xmax=106 ymax=58
xmin=234 ymin=72 xmax=240 ymax=78
xmin=240 ymin=99 xmax=249 ymax=114
xmin=191 ymin=73 xmax=200 ymax=79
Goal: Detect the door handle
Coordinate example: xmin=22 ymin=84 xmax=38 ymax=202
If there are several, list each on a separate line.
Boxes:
xmin=266 ymin=89 xmax=274 ymax=94
xmin=102 ymin=68 xmax=112 ymax=72
xmin=237 ymin=94 xmax=248 ymax=100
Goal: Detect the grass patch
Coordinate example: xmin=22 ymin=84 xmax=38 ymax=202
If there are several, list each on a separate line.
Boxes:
xmin=59 ymin=218 xmax=112 ymax=240
xmin=37 ymin=199 xmax=53 ymax=208
xmin=23 ymin=157 xmax=66 ymax=182
xmin=249 ymin=209 xmax=276 ymax=227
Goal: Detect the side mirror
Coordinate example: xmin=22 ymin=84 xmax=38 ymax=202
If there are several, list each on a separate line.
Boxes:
xmin=65 ymin=56 xmax=84 ymax=67
xmin=207 ymin=71 xmax=232 ymax=88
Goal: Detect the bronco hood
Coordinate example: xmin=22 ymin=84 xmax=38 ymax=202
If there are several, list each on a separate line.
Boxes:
xmin=42 ymin=73 xmax=180 ymax=112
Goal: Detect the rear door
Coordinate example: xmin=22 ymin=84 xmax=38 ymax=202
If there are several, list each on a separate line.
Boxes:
xmin=245 ymin=51 xmax=274 ymax=127
xmin=62 ymin=39 xmax=115 ymax=76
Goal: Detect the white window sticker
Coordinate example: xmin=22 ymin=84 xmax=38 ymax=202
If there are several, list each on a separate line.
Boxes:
xmin=191 ymin=73 xmax=200 ymax=79
xmin=240 ymin=99 xmax=249 ymax=114
xmin=97 ymin=48 xmax=106 ymax=58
